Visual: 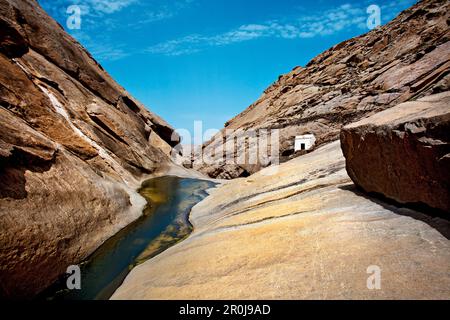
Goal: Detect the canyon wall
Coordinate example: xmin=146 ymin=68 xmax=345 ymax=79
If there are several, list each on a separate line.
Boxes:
xmin=0 ymin=0 xmax=178 ymax=298
xmin=195 ymin=0 xmax=450 ymax=179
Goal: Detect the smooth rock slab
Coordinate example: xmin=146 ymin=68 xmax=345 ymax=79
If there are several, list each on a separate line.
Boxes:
xmin=112 ymin=141 xmax=450 ymax=299
xmin=341 ymin=92 xmax=450 ymax=213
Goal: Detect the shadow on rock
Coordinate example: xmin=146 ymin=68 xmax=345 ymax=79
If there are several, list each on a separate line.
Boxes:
xmin=339 ymin=184 xmax=450 ymax=240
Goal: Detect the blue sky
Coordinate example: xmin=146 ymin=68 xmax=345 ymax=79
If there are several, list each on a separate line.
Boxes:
xmin=39 ymin=0 xmax=417 ymax=140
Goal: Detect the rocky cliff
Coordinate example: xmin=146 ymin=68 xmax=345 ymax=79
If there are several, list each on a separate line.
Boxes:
xmin=195 ymin=0 xmax=450 ymax=179
xmin=0 ymin=0 xmax=179 ymax=298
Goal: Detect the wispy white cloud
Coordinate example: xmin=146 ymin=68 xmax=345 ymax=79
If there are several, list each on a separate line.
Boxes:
xmin=128 ymin=0 xmax=194 ymax=27
xmin=39 ymin=0 xmax=138 ymax=18
xmin=146 ymin=1 xmax=416 ymax=56
xmin=87 ymin=0 xmax=138 ymax=15
xmin=88 ymin=42 xmax=129 ymax=61
xmin=39 ymin=0 xmax=195 ymax=61
xmin=68 ymin=31 xmax=129 ymax=61
xmin=39 ymin=0 xmax=192 ymax=28
xmin=39 ymin=0 xmax=417 ymax=61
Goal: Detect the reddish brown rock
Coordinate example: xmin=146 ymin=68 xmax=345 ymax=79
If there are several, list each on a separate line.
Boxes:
xmin=0 ymin=0 xmax=178 ymax=298
xmin=196 ymin=0 xmax=450 ymax=179
xmin=340 ymin=92 xmax=450 ymax=213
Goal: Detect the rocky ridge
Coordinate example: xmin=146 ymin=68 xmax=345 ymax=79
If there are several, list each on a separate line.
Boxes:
xmin=195 ymin=0 xmax=450 ymax=179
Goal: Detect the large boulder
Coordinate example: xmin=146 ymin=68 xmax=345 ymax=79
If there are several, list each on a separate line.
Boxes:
xmin=340 ymin=92 xmax=450 ymax=213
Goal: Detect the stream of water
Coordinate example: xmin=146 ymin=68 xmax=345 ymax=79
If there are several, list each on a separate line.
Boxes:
xmin=39 ymin=176 xmax=215 ymax=300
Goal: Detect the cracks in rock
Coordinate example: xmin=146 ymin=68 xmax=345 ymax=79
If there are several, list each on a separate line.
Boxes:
xmin=217 ymin=163 xmax=345 ymax=214
xmin=0 ymin=18 xmax=29 ymax=58
xmin=88 ymin=114 xmax=128 ymax=145
xmin=25 ymin=47 xmax=117 ymax=108
xmin=36 ymin=76 xmax=64 ymax=97
xmin=205 ymin=172 xmax=347 ymax=230
xmin=119 ymin=95 xmax=140 ymax=114
xmin=0 ymin=147 xmax=57 ymax=200
xmin=208 ymin=209 xmax=311 ymax=234
xmin=216 ymin=178 xmax=308 ymax=213
xmin=221 ymin=182 xmax=344 ymax=222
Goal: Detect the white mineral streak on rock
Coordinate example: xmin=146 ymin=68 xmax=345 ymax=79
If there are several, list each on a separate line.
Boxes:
xmin=38 ymin=85 xmax=131 ymax=185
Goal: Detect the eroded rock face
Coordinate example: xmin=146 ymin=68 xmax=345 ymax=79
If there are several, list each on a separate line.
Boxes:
xmin=196 ymin=0 xmax=450 ymax=179
xmin=112 ymin=141 xmax=450 ymax=299
xmin=0 ymin=0 xmax=178 ymax=298
xmin=340 ymin=92 xmax=450 ymax=213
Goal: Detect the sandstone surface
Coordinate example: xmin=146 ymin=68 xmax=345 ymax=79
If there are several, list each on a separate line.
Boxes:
xmin=113 ymin=141 xmax=450 ymax=299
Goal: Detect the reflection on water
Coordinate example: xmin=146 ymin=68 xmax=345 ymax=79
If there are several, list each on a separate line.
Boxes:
xmin=39 ymin=176 xmax=216 ymax=300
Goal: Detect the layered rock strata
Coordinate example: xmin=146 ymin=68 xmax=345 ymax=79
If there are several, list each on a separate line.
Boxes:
xmin=195 ymin=0 xmax=450 ymax=179
xmin=0 ymin=0 xmax=178 ymax=298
